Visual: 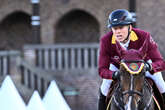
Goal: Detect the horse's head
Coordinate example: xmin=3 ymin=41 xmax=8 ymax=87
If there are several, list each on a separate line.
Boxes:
xmin=115 ymin=38 xmax=150 ymax=110
xmin=119 ymin=63 xmax=146 ymax=110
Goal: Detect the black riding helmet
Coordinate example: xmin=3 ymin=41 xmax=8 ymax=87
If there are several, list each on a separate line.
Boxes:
xmin=107 ymin=9 xmax=134 ymax=28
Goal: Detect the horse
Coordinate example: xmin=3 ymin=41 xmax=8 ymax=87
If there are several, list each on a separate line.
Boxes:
xmin=107 ymin=60 xmax=155 ymax=110
xmin=106 ymin=37 xmax=158 ymax=110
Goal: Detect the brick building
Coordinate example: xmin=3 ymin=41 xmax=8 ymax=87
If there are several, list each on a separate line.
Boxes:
xmin=0 ymin=0 xmax=165 ymax=110
xmin=0 ymin=0 xmax=165 ymax=53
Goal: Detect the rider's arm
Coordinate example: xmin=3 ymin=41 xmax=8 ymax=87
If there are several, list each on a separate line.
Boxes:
xmin=98 ymin=35 xmax=114 ymax=79
xmin=147 ymin=34 xmax=165 ymax=74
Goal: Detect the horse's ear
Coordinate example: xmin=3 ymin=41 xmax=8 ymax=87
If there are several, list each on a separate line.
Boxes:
xmin=138 ymin=37 xmax=149 ymax=57
xmin=115 ymin=41 xmax=127 ymax=57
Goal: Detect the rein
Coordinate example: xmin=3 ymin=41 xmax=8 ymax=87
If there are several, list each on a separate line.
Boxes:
xmin=142 ymin=79 xmax=154 ymax=110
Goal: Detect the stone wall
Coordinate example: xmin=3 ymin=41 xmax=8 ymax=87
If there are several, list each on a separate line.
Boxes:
xmin=0 ymin=0 xmax=129 ymax=45
xmin=39 ymin=0 xmax=129 ymax=43
xmin=137 ymin=0 xmax=165 ymax=57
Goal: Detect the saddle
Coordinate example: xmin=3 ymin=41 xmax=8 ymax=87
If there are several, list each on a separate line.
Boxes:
xmin=106 ymin=78 xmax=164 ymax=110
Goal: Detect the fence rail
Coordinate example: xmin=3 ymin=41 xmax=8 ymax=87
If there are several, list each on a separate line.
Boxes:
xmin=24 ymin=43 xmax=99 ymax=71
xmin=19 ymin=59 xmax=79 ymax=97
xmin=19 ymin=60 xmax=52 ymax=96
xmin=0 ymin=51 xmax=20 ymax=76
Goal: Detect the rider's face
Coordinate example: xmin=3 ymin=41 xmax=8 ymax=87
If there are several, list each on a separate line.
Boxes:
xmin=111 ymin=25 xmax=132 ymax=43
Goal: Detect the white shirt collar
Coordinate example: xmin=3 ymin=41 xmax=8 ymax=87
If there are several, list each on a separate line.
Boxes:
xmin=119 ymin=39 xmax=130 ymax=50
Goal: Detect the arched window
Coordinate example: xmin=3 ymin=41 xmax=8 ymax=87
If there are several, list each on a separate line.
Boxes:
xmin=55 ymin=10 xmax=100 ymax=43
xmin=0 ymin=11 xmax=38 ymax=50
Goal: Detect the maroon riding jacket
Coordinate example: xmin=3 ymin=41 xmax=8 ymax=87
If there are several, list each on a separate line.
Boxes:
xmin=98 ymin=28 xmax=165 ymax=79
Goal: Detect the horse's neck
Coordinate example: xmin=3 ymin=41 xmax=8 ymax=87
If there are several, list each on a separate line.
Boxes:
xmin=139 ymin=80 xmax=153 ymax=109
xmin=143 ymin=79 xmax=153 ymax=96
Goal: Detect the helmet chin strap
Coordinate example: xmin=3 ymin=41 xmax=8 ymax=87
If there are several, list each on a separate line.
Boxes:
xmin=121 ymin=25 xmax=131 ymax=44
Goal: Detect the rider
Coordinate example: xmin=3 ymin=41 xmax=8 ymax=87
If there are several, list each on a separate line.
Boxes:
xmin=98 ymin=9 xmax=165 ymax=110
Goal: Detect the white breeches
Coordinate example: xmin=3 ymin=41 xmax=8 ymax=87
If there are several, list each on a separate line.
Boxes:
xmin=100 ymin=64 xmax=165 ymax=96
xmin=145 ymin=71 xmax=165 ymax=93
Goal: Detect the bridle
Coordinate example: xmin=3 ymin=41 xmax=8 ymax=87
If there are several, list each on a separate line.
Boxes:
xmin=112 ymin=60 xmax=153 ymax=110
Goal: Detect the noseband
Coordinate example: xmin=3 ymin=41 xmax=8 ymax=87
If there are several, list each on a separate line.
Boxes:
xmin=122 ymin=90 xmax=143 ymax=97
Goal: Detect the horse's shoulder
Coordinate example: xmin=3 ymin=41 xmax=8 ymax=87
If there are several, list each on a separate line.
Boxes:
xmin=106 ymin=81 xmax=118 ymax=104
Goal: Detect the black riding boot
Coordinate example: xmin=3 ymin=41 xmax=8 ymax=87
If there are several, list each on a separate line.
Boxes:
xmin=98 ymin=92 xmax=106 ymax=110
xmin=162 ymin=93 xmax=165 ymax=108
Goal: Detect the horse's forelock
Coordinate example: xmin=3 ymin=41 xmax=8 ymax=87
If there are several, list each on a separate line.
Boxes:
xmin=120 ymin=65 xmax=129 ymax=75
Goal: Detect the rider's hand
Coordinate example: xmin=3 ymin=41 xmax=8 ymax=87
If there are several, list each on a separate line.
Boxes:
xmin=145 ymin=62 xmax=152 ymax=71
xmin=112 ymin=71 xmax=120 ymax=81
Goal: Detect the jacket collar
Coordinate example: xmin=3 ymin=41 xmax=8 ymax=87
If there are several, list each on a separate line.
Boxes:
xmin=112 ymin=30 xmax=138 ymax=44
